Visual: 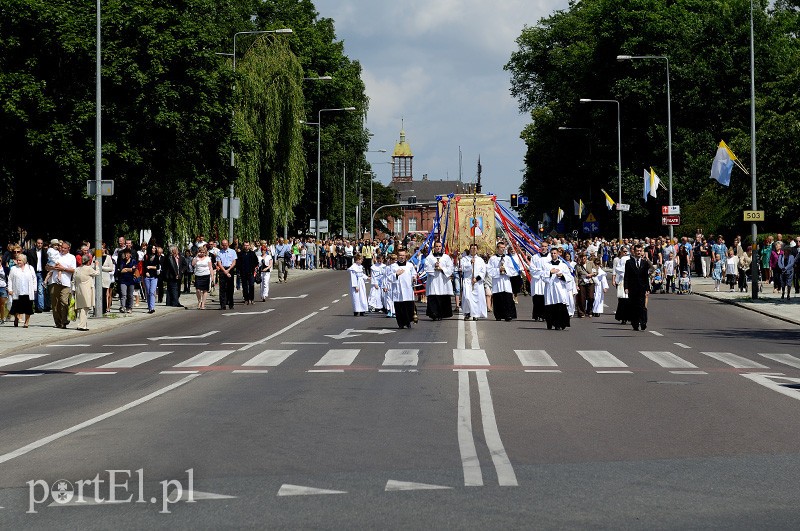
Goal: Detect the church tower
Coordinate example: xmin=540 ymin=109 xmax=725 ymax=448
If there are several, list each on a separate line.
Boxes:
xmin=391 ymin=127 xmax=413 ymax=183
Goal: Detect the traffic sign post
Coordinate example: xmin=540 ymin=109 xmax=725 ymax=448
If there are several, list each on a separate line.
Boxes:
xmin=661 ymin=215 xmax=680 ymax=226
xmin=661 ymin=205 xmax=680 ymax=215
xmin=743 ymin=210 xmax=764 ymax=222
xmin=87 ymin=180 xmax=114 ymax=196
xmin=517 ymin=195 xmax=529 ymax=205
xmin=583 ymin=221 xmax=599 ymax=233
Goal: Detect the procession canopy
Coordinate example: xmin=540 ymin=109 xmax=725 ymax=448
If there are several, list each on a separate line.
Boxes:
xmin=438 ymin=193 xmax=497 ymax=256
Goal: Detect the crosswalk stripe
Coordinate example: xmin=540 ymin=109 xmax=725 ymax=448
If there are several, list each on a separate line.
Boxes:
xmin=382 ymin=349 xmax=419 ymax=366
xmin=453 ymin=349 xmax=490 ymax=366
xmin=30 ymin=352 xmax=114 ymax=371
xmin=98 ymin=351 xmax=172 ymax=369
xmin=173 ymin=350 xmax=234 ymax=368
xmin=701 ymin=352 xmax=769 ymax=369
xmin=0 ymin=354 xmax=49 ymax=368
xmin=759 ymin=353 xmax=800 ymax=369
xmin=315 ymin=349 xmax=360 ymax=366
xmin=242 ymin=350 xmax=297 ymax=367
xmin=576 ymin=350 xmax=627 ymax=368
xmin=515 ymin=350 xmax=557 ymax=367
xmin=640 ymin=351 xmax=697 ymax=369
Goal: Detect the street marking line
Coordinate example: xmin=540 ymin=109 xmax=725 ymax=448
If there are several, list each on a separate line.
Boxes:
xmin=318 ymin=306 xmax=329 ymax=311
xmin=457 ymin=371 xmax=483 ymax=487
xmin=385 ymin=480 xmax=452 ymax=492
xmin=475 ymin=371 xmax=518 ymax=486
xmin=674 ymin=343 xmax=692 ymax=349
xmin=343 ymin=341 xmax=385 ymax=344
xmin=596 ymin=370 xmax=633 ymax=374
xmin=98 ymin=351 xmax=172 ymax=369
xmin=649 ymin=330 xmax=664 ymax=337
xmin=378 ymin=369 xmax=419 ymax=373
xmin=160 ymin=343 xmax=209 ymax=346
xmin=640 ymin=351 xmax=697 ymax=369
xmin=278 ymin=484 xmax=346 ymax=496
xmin=332 ymin=299 xmax=340 ymax=303
xmin=670 ymin=370 xmax=708 ymax=375
xmin=242 ymin=350 xmax=296 ymax=367
xmin=0 ymin=354 xmax=49 ymax=368
xmin=577 ymin=350 xmax=627 ymax=368
xmin=46 ymin=344 xmax=91 ymax=348
xmin=222 ymin=309 xmax=275 ymax=317
xmin=457 ymin=318 xmax=466 ymax=350
xmin=342 ymin=294 xmax=348 ymax=297
xmin=161 ymin=370 xmax=199 ymax=375
xmin=453 ymin=349 xmax=489 ymax=366
xmin=174 ymin=350 xmax=234 ymax=368
xmin=307 ymin=369 xmax=344 ymax=373
xmin=102 ymin=343 xmax=147 ymax=347
xmin=399 ymin=341 xmax=448 ymax=344
xmin=282 ymin=342 xmax=328 ymax=345
xmin=0 ymin=374 xmax=200 ymax=465
xmin=525 ymin=369 xmax=562 ymax=373
xmin=76 ymin=372 xmax=118 ymax=375
xmin=701 ymin=352 xmax=769 ymax=369
xmin=741 ymin=373 xmax=800 ymax=402
xmin=2 ymin=374 xmax=41 ymax=378
xmin=238 ymin=312 xmax=319 ymax=351
xmin=468 ymin=319 xmax=480 ymax=350
xmin=759 ymin=353 xmax=800 ymax=370
xmin=30 ymin=352 xmax=114 ymax=371
xmin=232 ymin=370 xmax=269 ymax=374
xmin=315 ymin=349 xmax=360 ymax=366
xmin=383 ymin=349 xmax=419 ymax=366
xmin=148 ymin=331 xmax=219 ymax=341
xmin=515 ymin=350 xmax=557 ymax=367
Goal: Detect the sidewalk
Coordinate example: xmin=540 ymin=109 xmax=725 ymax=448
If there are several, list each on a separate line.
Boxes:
xmin=682 ymin=275 xmax=800 ymax=327
xmin=0 ymin=267 xmax=322 ymax=355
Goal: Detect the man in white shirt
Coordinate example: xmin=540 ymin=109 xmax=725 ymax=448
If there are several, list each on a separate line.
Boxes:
xmin=424 ymin=241 xmax=454 ymax=320
xmin=487 ymin=242 xmax=517 ymax=321
xmin=46 ymin=241 xmax=77 ymax=329
xmin=390 ymin=249 xmax=417 ymax=329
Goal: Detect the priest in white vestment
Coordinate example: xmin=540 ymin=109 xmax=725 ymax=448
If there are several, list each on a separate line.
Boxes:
xmin=460 ymin=244 xmax=487 ymax=320
xmin=424 ymin=241 xmax=454 ymax=320
xmin=543 ymin=248 xmax=572 ymax=330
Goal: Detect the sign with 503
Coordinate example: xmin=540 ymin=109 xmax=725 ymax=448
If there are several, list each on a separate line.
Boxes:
xmin=743 ymin=210 xmax=765 ymax=222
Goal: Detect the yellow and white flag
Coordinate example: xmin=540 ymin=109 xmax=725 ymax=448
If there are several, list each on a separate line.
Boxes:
xmin=601 ymin=189 xmax=615 ymax=210
xmin=557 ymin=207 xmax=564 ymax=223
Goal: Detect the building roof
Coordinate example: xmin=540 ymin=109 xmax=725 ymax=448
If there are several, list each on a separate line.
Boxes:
xmin=392 ymin=130 xmax=413 ymax=157
xmin=390 ymin=179 xmax=471 ymax=204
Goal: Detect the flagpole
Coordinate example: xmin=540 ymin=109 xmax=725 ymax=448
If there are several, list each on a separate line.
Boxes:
xmin=749 ymin=0 xmax=758 ymax=300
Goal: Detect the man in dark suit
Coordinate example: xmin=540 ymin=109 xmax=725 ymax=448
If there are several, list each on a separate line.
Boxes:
xmin=624 ymin=243 xmax=652 ymax=331
xmin=24 ymin=238 xmax=48 ymax=312
xmin=237 ymin=241 xmax=258 ymax=305
xmin=164 ymin=245 xmax=187 ymax=308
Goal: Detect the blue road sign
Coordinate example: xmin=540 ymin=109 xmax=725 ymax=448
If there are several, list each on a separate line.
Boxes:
xmin=517 ymin=195 xmax=529 ymax=205
xmin=583 ymin=221 xmax=599 ymax=233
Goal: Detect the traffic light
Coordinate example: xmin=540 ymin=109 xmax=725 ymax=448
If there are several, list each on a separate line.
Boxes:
xmin=510 ymin=194 xmax=518 ymax=207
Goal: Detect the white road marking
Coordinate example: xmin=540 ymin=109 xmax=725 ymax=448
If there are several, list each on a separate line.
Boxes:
xmin=0 ymin=354 xmax=48 ymax=368
xmin=222 ymin=309 xmax=274 ymax=316
xmin=2 ymin=374 xmax=41 ymax=378
xmin=160 ymin=370 xmax=198 ymax=374
xmin=670 ymin=370 xmax=708 ymax=375
xmin=475 ymin=371 xmax=518 ymax=486
xmin=378 ymin=369 xmax=419 ymax=373
xmin=270 ymin=294 xmax=309 ymax=300
xmin=525 ymin=369 xmax=562 ymax=373
xmin=232 ymin=370 xmax=270 ymax=374
xmin=457 ymin=371 xmax=483 ymax=487
xmin=640 ymin=351 xmax=697 ymax=369
xmin=468 ymin=319 xmax=480 ymax=350
xmin=148 ymin=331 xmax=219 ymax=341
xmin=242 ymin=350 xmax=296 ymax=367
xmin=30 ymin=352 xmax=114 ymax=371
xmin=341 ymin=294 xmax=348 ymax=297
xmin=281 ymin=342 xmax=328 ymax=345
xmin=577 ymin=350 xmax=627 ymax=368
xmin=46 ymin=344 xmax=90 ymax=347
xmin=160 ymin=343 xmax=209 ymax=346
xmin=385 ymin=480 xmax=451 ymax=491
xmin=315 ymin=349 xmax=360 ymax=366
xmin=597 ymin=370 xmax=633 ymax=374
xmin=399 ymin=341 xmax=448 ymax=344
xmin=332 ymin=299 xmax=340 ymax=303
xmin=759 ymin=353 xmax=800 ymax=369
xmin=0 ymin=374 xmax=200 ymax=465
xmin=515 ymin=350 xmax=557 ymax=367
xmin=238 ymin=312 xmax=319 ymax=351
xmin=277 ymin=484 xmax=346 ymax=496
xmin=102 ymin=344 xmax=147 ymax=347
xmin=674 ymin=343 xmax=692 ymax=349
xmin=221 ymin=342 xmax=250 ymax=345
xmin=383 ymin=349 xmax=419 ymax=366
xmin=307 ymin=369 xmax=344 ymax=373
xmin=318 ymin=306 xmax=329 ymax=311
xmin=325 ymin=328 xmax=396 ymax=340
xmin=741 ymin=373 xmax=800 ymax=402
xmin=98 ymin=351 xmax=172 ymax=369
xmin=649 ymin=330 xmax=664 ymax=337
xmin=343 ymin=341 xmax=385 ymax=344
xmin=76 ymin=372 xmax=117 ymax=375
xmin=453 ymin=349 xmax=490 ymax=366
xmin=168 ymin=489 xmax=236 ymax=501
xmin=701 ymin=352 xmax=769 ymax=369
xmin=174 ymin=350 xmax=234 ymax=368
xmin=457 ymin=318 xmax=466 ymax=350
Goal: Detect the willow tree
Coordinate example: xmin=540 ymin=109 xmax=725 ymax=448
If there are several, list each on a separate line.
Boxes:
xmin=233 ymin=37 xmax=306 ymax=240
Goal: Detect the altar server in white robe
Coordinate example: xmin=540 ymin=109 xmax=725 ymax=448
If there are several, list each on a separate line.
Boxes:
xmin=391 ymin=249 xmax=417 ymax=329
xmin=543 ymin=248 xmax=572 ymax=330
xmin=592 ymin=257 xmax=609 ymax=316
xmin=368 ymin=254 xmax=385 ymax=312
xmin=527 ymin=242 xmax=549 ymax=321
xmin=348 ymin=253 xmax=368 ymax=316
xmin=460 ymin=243 xmax=487 ymax=320
xmin=424 ymin=241 xmax=454 ymax=320
xmin=383 ymin=254 xmax=396 ymax=317
xmin=613 ymin=247 xmax=630 ymax=323
xmin=487 ymin=241 xmax=517 ymax=321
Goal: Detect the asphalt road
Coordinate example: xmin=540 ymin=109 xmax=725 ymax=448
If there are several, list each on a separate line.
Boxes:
xmin=1 ymin=270 xmax=799 ymax=529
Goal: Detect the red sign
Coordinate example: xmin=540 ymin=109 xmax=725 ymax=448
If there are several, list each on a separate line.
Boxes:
xmin=661 ymin=215 xmax=681 ymax=226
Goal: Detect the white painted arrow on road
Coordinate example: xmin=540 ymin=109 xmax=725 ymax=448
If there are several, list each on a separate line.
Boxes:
xmin=148 ymin=331 xmax=219 ymax=341
xmin=222 ymin=309 xmax=275 ymax=317
xmin=385 ymin=480 xmax=452 ymax=492
xmin=325 ymin=329 xmax=397 ymax=340
xmin=271 ymin=294 xmax=309 ymax=300
xmin=277 ymin=484 xmax=346 ymax=496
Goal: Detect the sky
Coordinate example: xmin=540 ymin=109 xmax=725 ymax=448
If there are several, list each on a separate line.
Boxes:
xmin=319 ymin=0 xmax=571 ymax=201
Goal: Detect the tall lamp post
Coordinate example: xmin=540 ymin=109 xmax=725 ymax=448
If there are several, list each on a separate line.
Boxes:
xmin=93 ymin=0 xmax=103 ymax=316
xmin=749 ymin=0 xmax=759 ymax=299
xmin=312 ymin=108 xmax=356 ymax=242
xmin=617 ymin=54 xmax=673 ymax=239
xmin=580 ymin=99 xmax=623 ymax=241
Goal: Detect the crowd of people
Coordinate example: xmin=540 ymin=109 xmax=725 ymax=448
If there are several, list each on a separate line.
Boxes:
xmin=2 ymin=229 xmax=797 ymax=333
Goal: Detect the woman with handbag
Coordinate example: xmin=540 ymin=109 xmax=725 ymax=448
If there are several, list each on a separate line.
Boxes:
xmin=74 ymin=253 xmax=100 ymax=330
xmin=7 ymin=253 xmax=37 ymax=327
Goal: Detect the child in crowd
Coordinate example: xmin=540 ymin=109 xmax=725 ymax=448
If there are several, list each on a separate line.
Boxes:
xmin=678 ymin=270 xmax=692 ymax=294
xmin=711 ymin=253 xmax=724 ymax=292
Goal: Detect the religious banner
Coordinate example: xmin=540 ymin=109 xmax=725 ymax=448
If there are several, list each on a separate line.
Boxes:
xmin=438 ymin=194 xmax=497 ymax=256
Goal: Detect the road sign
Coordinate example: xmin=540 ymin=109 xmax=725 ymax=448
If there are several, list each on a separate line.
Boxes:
xmin=222 ymin=198 xmax=240 ymax=219
xmin=661 ymin=215 xmax=681 ymax=226
xmin=743 ymin=210 xmax=765 ymax=222
xmin=616 ymin=203 xmax=630 ymax=212
xmin=517 ymin=195 xmax=529 ymax=205
xmin=585 ymin=213 xmax=597 ymax=222
xmin=583 ymin=221 xmax=599 ymax=233
xmin=661 ymin=205 xmax=681 ymax=215
xmin=86 ymin=180 xmax=114 ymax=196
xmin=310 ymin=219 xmax=329 ymax=232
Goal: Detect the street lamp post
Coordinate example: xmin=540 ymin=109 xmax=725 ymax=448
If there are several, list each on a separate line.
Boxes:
xmin=749 ymin=0 xmax=759 ymax=299
xmin=580 ymin=99 xmax=623 ymax=241
xmin=617 ymin=54 xmax=673 ymax=239
xmin=93 ymin=0 xmax=103 ymax=316
xmin=314 ymin=108 xmax=356 ymax=242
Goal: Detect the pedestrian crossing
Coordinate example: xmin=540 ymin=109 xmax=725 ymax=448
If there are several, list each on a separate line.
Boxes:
xmin=2 ymin=348 xmax=800 ymax=377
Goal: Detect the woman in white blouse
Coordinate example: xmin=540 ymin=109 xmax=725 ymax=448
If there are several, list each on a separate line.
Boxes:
xmin=192 ymin=246 xmax=212 ymax=309
xmin=7 ymin=253 xmax=37 ymax=327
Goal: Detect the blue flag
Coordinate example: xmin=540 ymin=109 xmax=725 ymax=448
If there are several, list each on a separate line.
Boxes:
xmin=710 ymin=140 xmax=736 ymax=186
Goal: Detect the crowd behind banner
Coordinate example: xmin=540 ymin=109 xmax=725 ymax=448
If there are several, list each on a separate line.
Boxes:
xmin=2 ymin=230 xmax=798 ymax=331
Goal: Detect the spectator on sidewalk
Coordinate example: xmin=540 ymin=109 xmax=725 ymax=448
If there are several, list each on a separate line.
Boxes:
xmin=7 ymin=252 xmax=37 ymax=328
xmin=164 ymin=245 xmax=187 ymax=308
xmin=116 ymin=248 xmax=138 ymax=315
xmin=46 ymin=241 xmax=76 ymax=328
xmin=74 ymin=253 xmax=100 ymax=331
xmin=24 ymin=238 xmax=47 ymax=313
